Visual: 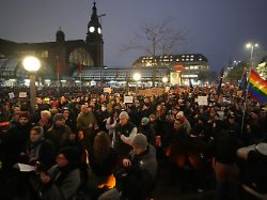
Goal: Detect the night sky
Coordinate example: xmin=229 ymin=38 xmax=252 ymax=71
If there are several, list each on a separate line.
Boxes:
xmin=0 ymin=0 xmax=266 ymax=71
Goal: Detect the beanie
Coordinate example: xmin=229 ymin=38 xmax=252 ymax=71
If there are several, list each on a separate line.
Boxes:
xmin=141 ymin=117 xmax=149 ymax=126
xmin=132 ymin=134 xmax=148 ymax=150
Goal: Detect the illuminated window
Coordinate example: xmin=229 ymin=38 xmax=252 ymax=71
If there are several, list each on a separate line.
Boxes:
xmin=176 ymin=59 xmax=180 ymax=61
xmin=199 ymin=58 xmax=203 ymax=61
xmin=182 ymin=55 xmax=185 ymax=58
xmin=190 ymin=58 xmax=194 ymax=61
xmin=191 ymin=55 xmax=194 ymax=58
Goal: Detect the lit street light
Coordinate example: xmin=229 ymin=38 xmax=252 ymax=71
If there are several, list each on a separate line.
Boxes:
xmin=133 ymin=72 xmax=141 ymax=91
xmin=246 ymin=42 xmax=259 ymax=66
xmin=162 ymin=76 xmax=168 ymax=87
xmin=22 ymin=56 xmax=41 ymax=112
xmin=241 ymin=42 xmax=259 ymax=134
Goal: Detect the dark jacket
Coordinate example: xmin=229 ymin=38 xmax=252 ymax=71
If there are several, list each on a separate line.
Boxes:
xmin=114 ymin=122 xmax=137 ymax=157
xmin=118 ymin=145 xmax=158 ymax=200
xmin=45 ymin=125 xmax=72 ymax=152
xmin=40 ymin=165 xmax=81 ymax=200
xmin=25 ymin=138 xmax=56 ymax=170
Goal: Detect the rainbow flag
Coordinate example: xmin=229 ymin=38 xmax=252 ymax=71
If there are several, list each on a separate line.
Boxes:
xmin=248 ymin=69 xmax=267 ymax=104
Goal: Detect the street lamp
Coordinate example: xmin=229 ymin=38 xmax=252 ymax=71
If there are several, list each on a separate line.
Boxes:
xmin=133 ymin=72 xmax=141 ymax=91
xmin=162 ymin=76 xmax=168 ymax=87
xmin=241 ymin=42 xmax=259 ymax=134
xmin=246 ymin=42 xmax=259 ymax=67
xmin=22 ymin=56 xmax=41 ymax=112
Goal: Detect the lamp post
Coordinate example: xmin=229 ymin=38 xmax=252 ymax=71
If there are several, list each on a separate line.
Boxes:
xmin=22 ymin=56 xmax=41 ymax=113
xmin=241 ymin=42 xmax=259 ymax=134
xmin=246 ymin=42 xmax=259 ymax=68
xmin=133 ymin=72 xmax=141 ymax=92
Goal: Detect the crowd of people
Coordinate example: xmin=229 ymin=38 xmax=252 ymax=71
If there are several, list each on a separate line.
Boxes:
xmin=0 ymin=84 xmax=267 ymax=200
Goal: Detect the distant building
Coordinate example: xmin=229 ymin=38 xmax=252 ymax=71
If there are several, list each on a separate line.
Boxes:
xmin=132 ymin=54 xmax=209 ymax=85
xmin=0 ymin=2 xmax=103 ymax=79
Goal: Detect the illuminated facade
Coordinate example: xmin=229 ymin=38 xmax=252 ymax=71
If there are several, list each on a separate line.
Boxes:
xmin=133 ymin=54 xmax=209 ymax=85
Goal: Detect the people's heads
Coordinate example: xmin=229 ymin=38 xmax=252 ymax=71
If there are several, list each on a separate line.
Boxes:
xmin=175 ymin=111 xmax=185 ymax=123
xmin=81 ymin=105 xmax=89 ymax=113
xmin=77 ymin=129 xmax=86 ymax=141
xmin=132 ymin=134 xmax=148 ymax=155
xmin=149 ymin=114 xmax=156 ymax=122
xmin=93 ymin=131 xmax=111 ymax=161
xmin=30 ymin=126 xmax=44 ymax=143
xmin=62 ymin=108 xmax=70 ymax=119
xmin=119 ymin=111 xmax=129 ymax=126
xmin=101 ymin=104 xmax=107 ymax=112
xmin=57 ymin=147 xmax=80 ymax=168
xmin=12 ymin=106 xmax=21 ymax=122
xmin=18 ymin=111 xmax=30 ymax=126
xmin=93 ymin=131 xmax=111 ymax=151
xmin=53 ymin=113 xmax=65 ymax=127
xmin=141 ymin=117 xmax=149 ymax=126
xmin=40 ymin=110 xmax=51 ymax=120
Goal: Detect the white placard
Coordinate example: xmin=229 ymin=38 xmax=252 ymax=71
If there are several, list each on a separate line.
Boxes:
xmin=17 ymin=163 xmax=36 ymax=172
xmin=8 ymin=92 xmax=15 ymax=99
xmin=197 ymin=96 xmax=208 ymax=106
xmin=19 ymin=92 xmax=27 ymax=98
xmin=124 ymin=95 xmax=134 ymax=104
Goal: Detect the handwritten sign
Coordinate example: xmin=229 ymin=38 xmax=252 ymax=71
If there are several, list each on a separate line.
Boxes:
xmin=19 ymin=92 xmax=27 ymax=98
xmin=197 ymin=96 xmax=208 ymax=106
xmin=124 ymin=96 xmax=134 ymax=104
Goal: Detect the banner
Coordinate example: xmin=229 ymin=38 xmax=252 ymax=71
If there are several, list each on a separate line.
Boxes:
xmin=137 ymin=88 xmax=165 ymax=97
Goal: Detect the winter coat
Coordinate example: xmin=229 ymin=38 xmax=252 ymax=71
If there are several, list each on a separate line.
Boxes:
xmin=39 ymin=165 xmax=81 ymax=200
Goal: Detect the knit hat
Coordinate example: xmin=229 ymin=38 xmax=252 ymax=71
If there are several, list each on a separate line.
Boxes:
xmin=132 ymin=134 xmax=148 ymax=149
xmin=53 ymin=113 xmax=65 ymax=122
xmin=141 ymin=117 xmax=149 ymax=126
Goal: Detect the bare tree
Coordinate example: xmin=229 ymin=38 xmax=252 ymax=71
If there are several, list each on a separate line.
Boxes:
xmin=122 ymin=18 xmax=186 ymax=86
xmin=122 ymin=18 xmax=186 ymax=56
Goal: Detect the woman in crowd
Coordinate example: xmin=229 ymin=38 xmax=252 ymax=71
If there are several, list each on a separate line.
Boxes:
xmin=87 ymin=131 xmax=118 ymax=199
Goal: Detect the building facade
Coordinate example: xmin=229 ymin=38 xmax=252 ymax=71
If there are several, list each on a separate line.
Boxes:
xmin=0 ymin=2 xmax=103 ymax=80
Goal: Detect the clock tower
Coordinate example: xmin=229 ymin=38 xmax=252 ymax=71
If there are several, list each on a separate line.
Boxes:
xmin=86 ymin=1 xmax=104 ymax=67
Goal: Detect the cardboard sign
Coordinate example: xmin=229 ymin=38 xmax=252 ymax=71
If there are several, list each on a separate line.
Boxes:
xmin=8 ymin=92 xmax=15 ymax=99
xmin=137 ymin=88 xmax=165 ymax=97
xmin=124 ymin=95 xmax=134 ymax=104
xmin=197 ymin=96 xmax=208 ymax=106
xmin=19 ymin=92 xmax=27 ymax=98
xmin=103 ymin=87 xmax=112 ymax=94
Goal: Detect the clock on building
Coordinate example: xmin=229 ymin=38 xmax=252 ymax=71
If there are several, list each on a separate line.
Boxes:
xmin=97 ymin=27 xmax=102 ymax=34
xmin=89 ymin=26 xmax=95 ymax=33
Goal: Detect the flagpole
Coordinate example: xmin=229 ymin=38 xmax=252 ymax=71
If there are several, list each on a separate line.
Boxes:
xmin=240 ymin=42 xmax=258 ymax=135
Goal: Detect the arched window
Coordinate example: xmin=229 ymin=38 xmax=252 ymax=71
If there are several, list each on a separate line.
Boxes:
xmin=69 ymin=48 xmax=93 ymax=66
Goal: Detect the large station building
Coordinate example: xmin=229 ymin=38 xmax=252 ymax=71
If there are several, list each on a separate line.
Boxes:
xmin=0 ymin=2 xmax=210 ymax=87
